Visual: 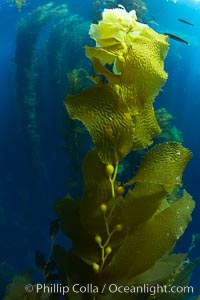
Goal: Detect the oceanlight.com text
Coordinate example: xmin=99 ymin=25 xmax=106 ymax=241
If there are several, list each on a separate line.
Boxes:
xmin=25 ymin=283 xmax=194 ymax=296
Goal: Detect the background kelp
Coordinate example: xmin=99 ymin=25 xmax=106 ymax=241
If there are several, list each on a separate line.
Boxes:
xmin=14 ymin=2 xmax=91 ymax=195
xmin=1 ymin=3 xmax=91 ymax=298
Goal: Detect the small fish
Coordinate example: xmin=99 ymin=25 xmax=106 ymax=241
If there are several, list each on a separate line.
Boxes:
xmin=118 ymin=4 xmax=125 ymax=9
xmin=178 ymin=18 xmax=194 ymax=26
xmin=164 ymin=32 xmax=190 ymax=45
xmin=143 ymin=15 xmax=159 ymax=26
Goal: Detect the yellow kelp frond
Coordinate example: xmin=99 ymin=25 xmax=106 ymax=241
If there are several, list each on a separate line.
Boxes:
xmin=120 ymin=183 xmax=168 ymax=232
xmin=132 ymin=253 xmax=187 ymax=285
xmin=80 ymin=150 xmax=124 ymax=239
xmin=119 ymin=37 xmax=168 ymax=107
xmin=86 ymin=6 xmax=168 ymax=81
xmin=127 ymin=142 xmax=192 ymax=192
xmin=89 ymin=7 xmax=148 ymax=49
xmin=80 ymin=150 xmax=113 ymax=234
xmin=83 ymin=149 xmax=111 ymax=191
xmin=132 ymin=101 xmax=161 ymax=149
xmin=66 ymin=7 xmax=169 ymax=159
xmin=101 ymin=191 xmax=195 ymax=285
xmin=82 ymin=149 xmax=124 ymax=201
xmin=66 ymin=85 xmax=135 ymax=164
xmin=86 ymin=39 xmax=168 ymax=110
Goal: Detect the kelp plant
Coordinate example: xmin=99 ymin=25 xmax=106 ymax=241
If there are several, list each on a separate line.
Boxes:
xmin=56 ymin=6 xmax=196 ymax=300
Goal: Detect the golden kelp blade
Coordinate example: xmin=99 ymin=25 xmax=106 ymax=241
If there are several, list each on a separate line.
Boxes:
xmin=101 ymin=191 xmax=195 ymax=285
xmin=127 ymin=142 xmax=192 ymax=193
xmin=66 ymin=85 xmax=135 ymax=164
xmin=66 ymin=11 xmax=169 ymax=162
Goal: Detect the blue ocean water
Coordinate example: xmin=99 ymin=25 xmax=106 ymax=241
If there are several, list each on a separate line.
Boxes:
xmin=0 ymin=0 xmax=200 ymax=298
